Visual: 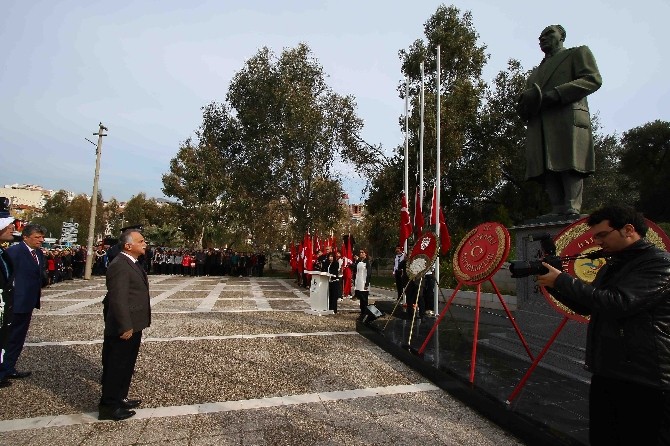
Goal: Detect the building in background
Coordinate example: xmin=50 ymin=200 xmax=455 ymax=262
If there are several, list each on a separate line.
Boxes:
xmin=0 ymin=184 xmax=65 ymax=209
xmin=341 ymin=193 xmax=366 ymax=224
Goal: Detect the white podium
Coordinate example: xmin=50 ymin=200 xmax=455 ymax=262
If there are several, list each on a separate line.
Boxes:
xmin=304 ymin=271 xmax=334 ymax=315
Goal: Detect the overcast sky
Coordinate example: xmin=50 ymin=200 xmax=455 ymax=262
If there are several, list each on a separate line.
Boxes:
xmin=1 ymin=0 xmax=667 ymax=203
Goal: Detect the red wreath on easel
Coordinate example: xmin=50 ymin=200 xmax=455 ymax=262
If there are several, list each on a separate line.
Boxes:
xmin=384 ymin=231 xmax=440 ymax=340
xmin=414 ymin=222 xmax=534 ymax=384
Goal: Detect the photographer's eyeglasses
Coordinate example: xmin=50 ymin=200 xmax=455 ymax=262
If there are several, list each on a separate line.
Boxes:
xmin=593 ymin=228 xmax=617 ymax=241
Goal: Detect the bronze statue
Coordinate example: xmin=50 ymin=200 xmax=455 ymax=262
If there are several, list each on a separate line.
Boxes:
xmin=517 ymin=25 xmax=602 ymax=218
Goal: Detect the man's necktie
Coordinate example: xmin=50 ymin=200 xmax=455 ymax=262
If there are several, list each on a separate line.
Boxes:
xmin=31 ymin=250 xmax=39 ymax=264
xmin=0 ymin=249 xmax=9 ymax=281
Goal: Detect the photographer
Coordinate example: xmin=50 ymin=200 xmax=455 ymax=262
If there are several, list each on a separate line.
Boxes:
xmin=537 ymin=205 xmax=670 ymax=445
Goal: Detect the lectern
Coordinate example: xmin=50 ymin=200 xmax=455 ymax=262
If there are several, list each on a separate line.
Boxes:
xmin=304 ymin=271 xmax=334 ymax=315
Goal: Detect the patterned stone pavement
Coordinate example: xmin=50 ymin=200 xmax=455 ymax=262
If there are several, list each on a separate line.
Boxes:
xmin=0 ymin=275 xmax=524 ymax=445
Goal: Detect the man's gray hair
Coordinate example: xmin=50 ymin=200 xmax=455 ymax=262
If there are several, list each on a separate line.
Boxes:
xmin=119 ymin=229 xmax=140 ymax=246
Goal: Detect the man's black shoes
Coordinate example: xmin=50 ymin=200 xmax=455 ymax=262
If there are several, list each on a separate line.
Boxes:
xmin=98 ymin=406 xmax=136 ymax=421
xmin=0 ymin=377 xmax=11 ymax=388
xmin=121 ymin=398 xmax=141 ymax=409
xmin=7 ymin=371 xmax=31 ymax=379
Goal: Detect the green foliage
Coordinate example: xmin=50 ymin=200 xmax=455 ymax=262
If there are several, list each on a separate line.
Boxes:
xmin=367 ymin=5 xmax=528 ymax=255
xmin=582 ymin=119 xmax=632 ymax=213
xmin=619 ymin=120 xmax=670 ymax=221
xmin=226 ymin=44 xmax=361 ymax=239
xmin=32 ymin=191 xmax=105 ymax=245
xmin=161 ymin=43 xmax=364 ymax=249
xmin=104 ymin=198 xmax=123 ymax=236
xmin=143 ymin=223 xmax=184 ymax=248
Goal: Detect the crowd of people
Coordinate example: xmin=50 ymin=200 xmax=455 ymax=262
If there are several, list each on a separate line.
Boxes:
xmin=148 ymin=248 xmax=266 ymax=277
xmin=293 ymin=244 xmax=373 ymax=319
xmin=44 ymin=247 xmax=87 ymax=284
xmin=67 ymin=245 xmax=268 ymax=279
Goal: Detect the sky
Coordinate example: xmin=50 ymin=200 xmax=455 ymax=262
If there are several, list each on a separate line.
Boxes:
xmin=1 ymin=0 xmax=668 ymax=204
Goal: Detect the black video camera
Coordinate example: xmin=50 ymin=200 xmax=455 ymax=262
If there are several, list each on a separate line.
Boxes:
xmin=509 ymin=233 xmax=563 ymax=278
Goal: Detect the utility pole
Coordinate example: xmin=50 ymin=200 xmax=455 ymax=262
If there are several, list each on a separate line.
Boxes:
xmin=84 ymin=122 xmax=107 ymax=280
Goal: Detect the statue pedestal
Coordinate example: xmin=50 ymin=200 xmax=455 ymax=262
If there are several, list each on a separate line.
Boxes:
xmin=490 ymin=217 xmax=591 ymax=382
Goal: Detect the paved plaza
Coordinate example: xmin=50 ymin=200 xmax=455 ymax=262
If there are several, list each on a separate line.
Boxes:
xmin=0 ymin=275 xmax=524 ymax=446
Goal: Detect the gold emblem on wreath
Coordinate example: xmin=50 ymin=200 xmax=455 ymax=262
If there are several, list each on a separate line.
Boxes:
xmin=452 ymin=225 xmax=507 ymax=284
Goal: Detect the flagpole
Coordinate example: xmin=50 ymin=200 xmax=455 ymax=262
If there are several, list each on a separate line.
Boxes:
xmin=419 ymin=61 xmax=425 ymax=214
xmin=434 ymin=45 xmax=441 ymax=312
xmin=404 ymin=77 xmax=409 ymax=253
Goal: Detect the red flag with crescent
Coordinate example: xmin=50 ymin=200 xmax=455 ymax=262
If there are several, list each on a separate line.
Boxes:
xmin=399 ymin=191 xmax=412 ymax=246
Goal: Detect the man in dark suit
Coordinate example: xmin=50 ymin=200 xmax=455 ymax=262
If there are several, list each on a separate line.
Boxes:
xmin=0 ymin=224 xmax=47 ymax=382
xmin=517 ymin=24 xmax=602 ymax=218
xmin=0 ymin=200 xmax=17 ymax=388
xmin=392 ymin=245 xmax=406 ymax=301
xmin=99 ymin=229 xmax=151 ymax=421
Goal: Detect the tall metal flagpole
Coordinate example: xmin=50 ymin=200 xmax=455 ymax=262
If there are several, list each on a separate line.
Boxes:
xmin=84 ymin=122 xmax=107 ymax=280
xmin=403 ymin=78 xmax=409 ymax=254
xmin=419 ymin=62 xmax=425 ymax=214
xmin=434 ymin=46 xmax=441 ymax=311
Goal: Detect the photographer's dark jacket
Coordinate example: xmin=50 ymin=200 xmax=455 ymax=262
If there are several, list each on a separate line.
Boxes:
xmin=551 ymin=239 xmax=670 ymax=389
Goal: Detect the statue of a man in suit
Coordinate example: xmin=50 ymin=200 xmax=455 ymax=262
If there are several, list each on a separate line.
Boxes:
xmin=517 ymin=25 xmax=602 ymax=218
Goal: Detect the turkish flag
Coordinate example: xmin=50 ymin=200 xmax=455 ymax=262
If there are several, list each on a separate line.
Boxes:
xmin=399 ymin=192 xmax=412 ymax=246
xmin=290 ymin=242 xmax=297 ymax=273
xmin=341 ymin=234 xmax=354 ymax=296
xmin=430 ymin=186 xmax=451 ymax=254
xmin=303 ymin=232 xmax=313 ymax=274
xmin=315 ymin=234 xmax=323 ymax=257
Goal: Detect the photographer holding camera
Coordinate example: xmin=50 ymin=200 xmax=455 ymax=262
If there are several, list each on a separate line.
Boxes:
xmin=537 ymin=205 xmax=670 ymax=445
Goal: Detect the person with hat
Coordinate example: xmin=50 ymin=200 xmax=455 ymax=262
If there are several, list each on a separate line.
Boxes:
xmin=0 ymin=198 xmax=17 ymax=388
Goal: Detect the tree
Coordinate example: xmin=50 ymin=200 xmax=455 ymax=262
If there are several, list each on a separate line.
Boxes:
xmin=60 ymin=192 xmax=106 ymax=245
xmin=124 ymin=193 xmax=168 ymax=228
xmin=30 ymin=191 xmax=102 ymax=244
xmin=458 ymin=59 xmax=539 ymax=226
xmin=619 ymin=120 xmax=670 ymax=221
xmin=32 ymin=190 xmax=70 ymax=238
xmin=162 ymin=102 xmax=240 ymax=249
xmin=43 ymin=190 xmax=70 ymax=216
xmin=364 ymin=159 xmax=405 ymax=255
xmin=104 ymin=198 xmax=124 ymax=236
xmin=365 ymin=5 xmax=490 ymax=256
xmin=226 ymin=43 xmax=363 ymax=240
xmin=582 ymin=118 xmax=631 ymax=213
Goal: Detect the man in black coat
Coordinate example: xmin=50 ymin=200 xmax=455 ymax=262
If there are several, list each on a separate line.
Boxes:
xmin=538 ymin=206 xmax=670 ymax=444
xmin=99 ymin=229 xmax=151 ymax=421
xmin=392 ymin=245 xmax=406 ymax=301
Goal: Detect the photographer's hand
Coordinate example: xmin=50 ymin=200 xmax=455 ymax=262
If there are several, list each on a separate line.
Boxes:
xmin=537 ymin=262 xmax=562 ymax=288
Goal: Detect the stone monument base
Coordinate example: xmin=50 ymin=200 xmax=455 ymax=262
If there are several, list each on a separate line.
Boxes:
xmin=486 ymin=216 xmax=591 ymax=382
